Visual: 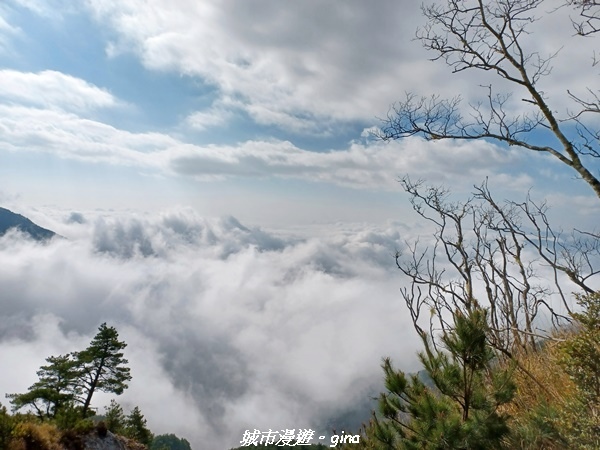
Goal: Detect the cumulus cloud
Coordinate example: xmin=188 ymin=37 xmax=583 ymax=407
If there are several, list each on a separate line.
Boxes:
xmin=0 ymin=3 xmax=591 ymax=203
xmin=0 ymin=207 xmax=418 ymax=449
xmin=77 ymin=0 xmax=597 ymax=136
xmin=66 ymin=212 xmax=86 ymax=224
xmin=1 ymin=194 xmax=595 ymax=449
xmin=82 ymin=0 xmax=437 ymax=132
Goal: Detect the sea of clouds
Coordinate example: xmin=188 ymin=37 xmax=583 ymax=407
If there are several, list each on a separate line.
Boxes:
xmin=0 ymin=207 xmax=423 ymax=449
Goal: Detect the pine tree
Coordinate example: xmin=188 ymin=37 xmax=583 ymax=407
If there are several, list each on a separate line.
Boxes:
xmin=104 ymin=399 xmax=126 ymax=434
xmin=7 ymin=354 xmax=80 ymax=419
xmin=8 ymin=323 xmax=131 ymax=420
xmin=74 ymin=323 xmax=132 ymax=417
xmin=372 ymin=308 xmax=515 ymax=449
xmin=124 ymin=406 xmax=153 ymax=446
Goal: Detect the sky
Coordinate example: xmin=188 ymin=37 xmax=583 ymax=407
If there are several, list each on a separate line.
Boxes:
xmin=0 ymin=1 xmax=598 ymax=449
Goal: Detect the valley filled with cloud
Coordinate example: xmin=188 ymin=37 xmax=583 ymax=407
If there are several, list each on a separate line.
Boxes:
xmin=0 ymin=209 xmax=421 ymax=448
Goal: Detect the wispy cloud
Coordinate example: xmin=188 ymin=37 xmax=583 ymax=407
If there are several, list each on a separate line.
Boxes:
xmin=0 ymin=100 xmax=532 ymax=192
xmin=0 ymin=6 xmax=21 ymax=54
xmin=0 ymin=105 xmax=172 ymax=167
xmin=0 ymin=70 xmax=118 ymax=113
xmin=10 ymin=0 xmax=79 ymax=19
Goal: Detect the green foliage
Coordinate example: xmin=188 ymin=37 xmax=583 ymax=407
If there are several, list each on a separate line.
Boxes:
xmin=371 ymin=308 xmax=515 ymax=449
xmin=340 ymin=416 xmax=387 ymax=450
xmin=505 ymin=401 xmax=565 ymax=450
xmin=124 ymin=406 xmax=154 ymax=447
xmin=559 ymin=292 xmax=600 ymax=403
xmin=0 ymin=322 xmax=171 ymax=449
xmin=0 ymin=402 xmax=15 ymax=450
xmin=72 ymin=418 xmax=95 ymax=434
xmin=8 ymin=354 xmax=80 ymax=420
xmin=9 ymin=323 xmax=131 ymax=420
xmin=75 ymin=323 xmax=132 ymax=417
xmin=151 ymin=433 xmax=192 ymax=450
xmin=554 ymin=292 xmax=600 ymax=449
xmin=0 ymin=400 xmax=161 ymax=450
xmin=53 ymin=404 xmax=85 ymax=430
xmin=104 ymin=399 xmax=126 ymax=435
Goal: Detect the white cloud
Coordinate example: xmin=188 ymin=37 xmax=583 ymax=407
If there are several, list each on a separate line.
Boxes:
xmin=83 ymin=0 xmax=435 ymax=132
xmin=0 ymin=101 xmax=536 ymax=192
xmin=0 ymin=10 xmax=18 ymax=34
xmin=0 ymin=70 xmax=118 ymax=113
xmin=168 ymin=135 xmax=531 ymax=191
xmin=185 ymin=100 xmax=236 ymax=131
xmin=0 ymin=208 xmax=417 ymax=449
xmin=0 ymin=5 xmax=21 ymax=54
xmin=79 ymin=0 xmax=598 ymax=137
xmin=2 ymin=201 xmax=594 ymax=448
xmin=11 ymin=0 xmax=80 ymax=18
xmin=0 ymin=105 xmax=172 ymax=167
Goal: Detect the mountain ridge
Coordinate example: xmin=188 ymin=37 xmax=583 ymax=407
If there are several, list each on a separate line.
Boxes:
xmin=0 ymin=207 xmax=57 ymax=241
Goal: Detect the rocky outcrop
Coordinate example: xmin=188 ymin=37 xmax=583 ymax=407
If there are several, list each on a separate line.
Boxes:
xmin=82 ymin=430 xmax=146 ymax=450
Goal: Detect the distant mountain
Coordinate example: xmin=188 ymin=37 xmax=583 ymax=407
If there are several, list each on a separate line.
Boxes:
xmin=0 ymin=207 xmax=57 ymax=241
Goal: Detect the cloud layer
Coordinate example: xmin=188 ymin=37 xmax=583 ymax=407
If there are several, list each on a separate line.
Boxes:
xmin=0 ymin=94 xmax=533 ymax=193
xmin=0 ymin=208 xmax=419 ymax=449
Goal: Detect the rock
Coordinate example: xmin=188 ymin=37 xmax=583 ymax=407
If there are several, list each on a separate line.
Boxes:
xmin=82 ymin=431 xmax=146 ymax=450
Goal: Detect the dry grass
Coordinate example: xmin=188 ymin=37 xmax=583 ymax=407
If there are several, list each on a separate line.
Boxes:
xmin=497 ymin=327 xmax=596 ymax=449
xmin=503 ymin=336 xmax=577 ymax=417
xmin=8 ymin=422 xmax=63 ymax=450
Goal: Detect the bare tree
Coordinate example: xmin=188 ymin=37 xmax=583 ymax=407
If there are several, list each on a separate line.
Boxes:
xmin=566 ymin=0 xmax=600 ymax=35
xmin=395 ymin=177 xmax=599 ymax=357
xmin=371 ymin=4 xmax=600 ymax=443
xmin=379 ymin=0 xmax=600 ymax=198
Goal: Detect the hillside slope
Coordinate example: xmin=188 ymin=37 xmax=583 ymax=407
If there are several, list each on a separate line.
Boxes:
xmin=0 ymin=207 xmax=57 ymax=240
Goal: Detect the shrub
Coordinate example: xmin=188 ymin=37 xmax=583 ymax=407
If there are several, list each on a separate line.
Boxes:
xmin=72 ymin=418 xmax=95 ymax=434
xmin=54 ymin=405 xmax=86 ymax=431
xmin=555 ymin=292 xmax=600 ymax=449
xmin=0 ymin=402 xmax=15 ymax=449
xmin=9 ymin=422 xmax=62 ymax=450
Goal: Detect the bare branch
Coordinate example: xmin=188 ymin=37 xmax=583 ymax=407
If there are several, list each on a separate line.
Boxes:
xmin=379 ymin=0 xmax=600 ymax=198
xmin=566 ymin=0 xmax=600 ymax=35
xmin=396 ymin=177 xmax=598 ymax=357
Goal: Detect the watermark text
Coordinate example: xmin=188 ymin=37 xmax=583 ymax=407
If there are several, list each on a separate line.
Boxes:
xmin=240 ymin=429 xmax=360 ymax=447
